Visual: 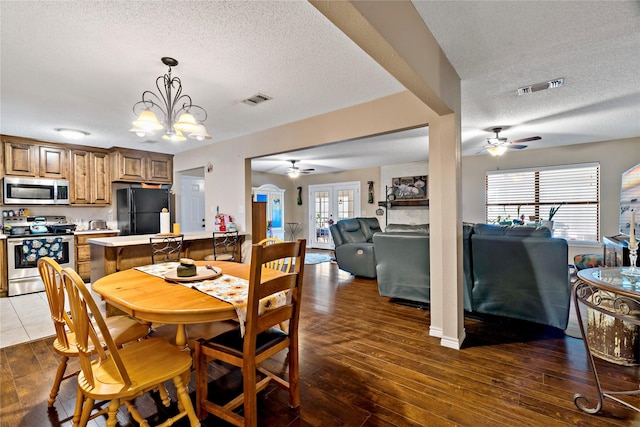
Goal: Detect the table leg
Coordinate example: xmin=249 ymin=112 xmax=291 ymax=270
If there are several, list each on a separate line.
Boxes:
xmin=176 ymin=324 xmax=189 ymax=349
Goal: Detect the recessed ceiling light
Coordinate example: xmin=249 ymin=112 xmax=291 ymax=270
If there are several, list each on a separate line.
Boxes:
xmin=55 ymin=128 xmax=90 ymax=139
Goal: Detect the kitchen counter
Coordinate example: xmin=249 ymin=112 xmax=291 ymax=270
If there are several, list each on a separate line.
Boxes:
xmin=87 ymin=231 xmax=219 ymax=246
xmin=0 ymin=234 xmax=6 ymax=240
xmin=88 ymin=231 xmax=247 ymax=282
xmin=75 ymin=229 xmax=120 ymax=235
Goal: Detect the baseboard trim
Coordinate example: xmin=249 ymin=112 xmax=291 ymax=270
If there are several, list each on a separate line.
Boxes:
xmin=441 ymin=330 xmax=466 ymax=350
xmin=429 ymin=326 xmax=443 ymax=338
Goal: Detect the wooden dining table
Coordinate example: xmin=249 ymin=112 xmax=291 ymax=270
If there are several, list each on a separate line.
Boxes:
xmin=91 ymin=260 xmax=275 ymax=347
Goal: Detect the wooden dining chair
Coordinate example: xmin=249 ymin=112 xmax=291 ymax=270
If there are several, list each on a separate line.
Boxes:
xmin=60 ymin=267 xmax=201 ymax=427
xmin=150 ymin=234 xmax=184 ymax=264
xmin=194 ymin=239 xmax=307 ymax=427
xmin=257 ymin=237 xmax=292 ymax=273
xmin=37 ymin=257 xmax=150 ymax=409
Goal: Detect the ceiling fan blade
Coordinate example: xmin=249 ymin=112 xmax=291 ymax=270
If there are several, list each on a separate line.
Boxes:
xmin=509 ymin=144 xmax=528 ymax=150
xmin=511 ymin=136 xmax=541 ymax=144
xmin=301 ymin=168 xmax=315 ymax=172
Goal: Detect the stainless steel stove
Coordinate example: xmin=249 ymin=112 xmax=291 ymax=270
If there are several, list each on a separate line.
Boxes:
xmin=3 ymin=216 xmax=76 ymax=296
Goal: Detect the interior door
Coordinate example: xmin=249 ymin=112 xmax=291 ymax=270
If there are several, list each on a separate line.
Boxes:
xmin=180 ymin=175 xmax=205 ymax=232
xmin=308 ymin=182 xmax=360 ymax=249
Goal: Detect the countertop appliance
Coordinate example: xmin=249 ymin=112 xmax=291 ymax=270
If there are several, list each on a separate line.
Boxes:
xmin=116 ymin=187 xmax=171 ymax=235
xmin=88 ymin=219 xmax=108 ymax=230
xmin=3 ymin=176 xmax=70 ymax=205
xmin=3 ymin=215 xmax=76 ymax=296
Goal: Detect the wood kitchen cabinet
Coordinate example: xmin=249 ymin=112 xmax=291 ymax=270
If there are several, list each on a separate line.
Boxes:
xmin=70 ymin=149 xmax=111 ymax=205
xmin=111 ymin=148 xmax=173 ymax=184
xmin=3 ymin=136 xmax=67 ymax=178
xmin=75 ymin=231 xmax=119 ymax=281
xmin=0 ymin=239 xmax=7 ymax=298
xmin=147 ymin=153 xmax=173 ymax=183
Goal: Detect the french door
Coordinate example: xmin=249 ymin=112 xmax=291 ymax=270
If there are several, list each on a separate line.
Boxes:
xmin=308 ymin=182 xmax=360 ymax=249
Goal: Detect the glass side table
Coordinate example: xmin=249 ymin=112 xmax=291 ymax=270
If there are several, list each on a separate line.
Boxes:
xmin=573 ymin=267 xmax=640 ymax=414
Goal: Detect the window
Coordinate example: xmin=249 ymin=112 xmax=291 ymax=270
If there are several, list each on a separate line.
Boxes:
xmin=486 ymin=163 xmax=599 ymax=241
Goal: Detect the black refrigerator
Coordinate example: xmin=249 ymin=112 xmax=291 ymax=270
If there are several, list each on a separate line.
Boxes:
xmin=116 ymin=188 xmax=171 ymax=235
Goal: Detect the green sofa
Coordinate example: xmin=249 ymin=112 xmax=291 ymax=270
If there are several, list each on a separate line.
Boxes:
xmin=373 ymin=223 xmax=571 ymax=330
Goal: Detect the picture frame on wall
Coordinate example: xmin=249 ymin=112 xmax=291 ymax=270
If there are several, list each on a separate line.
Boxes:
xmin=391 ymin=175 xmax=428 ymax=200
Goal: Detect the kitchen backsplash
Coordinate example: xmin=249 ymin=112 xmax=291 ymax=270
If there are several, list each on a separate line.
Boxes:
xmin=0 ymin=205 xmax=116 ymax=231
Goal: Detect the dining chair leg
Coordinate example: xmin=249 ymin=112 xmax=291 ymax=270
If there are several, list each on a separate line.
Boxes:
xmin=244 ymin=364 xmax=258 ymax=427
xmin=48 ymin=355 xmax=69 ymax=407
xmin=78 ymin=396 xmax=95 ymax=427
xmin=194 ymin=341 xmax=207 ymax=420
xmin=288 ymin=343 xmax=300 ymax=408
xmin=72 ymin=385 xmax=84 ymax=427
xmin=157 ymin=384 xmax=171 ymax=407
xmin=106 ymin=399 xmax=120 ymax=427
xmin=174 ymin=374 xmax=201 ymax=427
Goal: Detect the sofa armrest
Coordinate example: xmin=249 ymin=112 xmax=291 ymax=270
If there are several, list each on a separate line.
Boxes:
xmin=334 ymin=243 xmax=377 ymax=278
xmin=374 ymin=232 xmax=430 ymax=303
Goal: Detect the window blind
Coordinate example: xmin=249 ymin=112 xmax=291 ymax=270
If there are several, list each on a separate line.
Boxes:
xmin=486 ymin=163 xmax=599 ymax=241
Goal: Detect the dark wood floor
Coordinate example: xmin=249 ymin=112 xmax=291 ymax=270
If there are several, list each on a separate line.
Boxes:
xmin=2 ymin=260 xmax=640 ymax=426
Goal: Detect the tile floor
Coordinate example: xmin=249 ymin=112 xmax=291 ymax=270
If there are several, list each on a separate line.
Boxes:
xmin=0 ymin=285 xmax=106 ymax=349
xmin=1 ymin=291 xmax=54 ymax=348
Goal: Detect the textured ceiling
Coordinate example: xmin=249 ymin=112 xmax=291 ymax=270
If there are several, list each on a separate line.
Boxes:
xmin=0 ymin=1 xmax=403 ymax=155
xmin=1 ymin=1 xmax=639 ymax=177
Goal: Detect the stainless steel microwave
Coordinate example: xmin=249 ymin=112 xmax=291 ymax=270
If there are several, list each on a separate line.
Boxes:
xmin=3 ymin=177 xmax=70 ymax=205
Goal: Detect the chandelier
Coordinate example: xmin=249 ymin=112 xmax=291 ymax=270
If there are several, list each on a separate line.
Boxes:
xmin=130 ymin=57 xmax=211 ymax=142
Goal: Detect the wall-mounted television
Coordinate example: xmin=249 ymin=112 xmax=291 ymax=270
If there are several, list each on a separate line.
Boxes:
xmin=620 ymin=163 xmax=640 ymax=236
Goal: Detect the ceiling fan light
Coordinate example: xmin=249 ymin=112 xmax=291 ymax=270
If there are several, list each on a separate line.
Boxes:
xmin=162 ymin=129 xmax=187 ymax=142
xmin=133 ymin=109 xmax=163 ymax=131
xmin=487 ymin=145 xmax=508 ymax=156
xmin=288 ymin=170 xmax=300 ymax=178
xmin=189 ymin=124 xmax=211 ymax=141
xmin=174 ymin=112 xmax=200 ymax=133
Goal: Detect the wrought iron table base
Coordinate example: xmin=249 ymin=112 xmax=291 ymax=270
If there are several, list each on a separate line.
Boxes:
xmin=572 ymin=276 xmax=640 ymax=414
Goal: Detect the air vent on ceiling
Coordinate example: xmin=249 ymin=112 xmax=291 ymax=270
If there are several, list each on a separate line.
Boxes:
xmin=242 ymin=93 xmax=272 ymax=106
xmin=517 ymin=78 xmax=564 ymax=96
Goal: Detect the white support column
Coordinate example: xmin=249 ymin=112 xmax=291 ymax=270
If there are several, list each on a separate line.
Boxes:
xmin=428 ymin=114 xmax=465 ymax=349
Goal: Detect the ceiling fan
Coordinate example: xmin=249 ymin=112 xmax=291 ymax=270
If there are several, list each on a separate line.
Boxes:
xmin=287 ymin=160 xmax=314 ymax=177
xmin=480 ymin=127 xmax=541 ymax=156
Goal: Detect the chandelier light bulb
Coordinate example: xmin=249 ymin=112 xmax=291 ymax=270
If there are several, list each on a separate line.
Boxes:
xmin=162 ymin=129 xmax=187 ymax=142
xmin=129 ymin=127 xmax=150 ymax=137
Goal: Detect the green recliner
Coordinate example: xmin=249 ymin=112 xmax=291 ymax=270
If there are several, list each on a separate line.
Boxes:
xmin=329 ymin=217 xmax=380 ymax=278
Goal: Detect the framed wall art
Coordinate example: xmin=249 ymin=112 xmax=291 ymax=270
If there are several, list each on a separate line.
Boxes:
xmin=390 ymin=175 xmax=428 ymax=200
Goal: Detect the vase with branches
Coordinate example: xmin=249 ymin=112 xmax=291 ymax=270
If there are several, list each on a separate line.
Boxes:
xmin=548 ymin=203 xmax=564 ymax=221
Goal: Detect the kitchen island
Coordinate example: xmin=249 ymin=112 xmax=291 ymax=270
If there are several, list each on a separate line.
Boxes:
xmin=88 ymin=232 xmax=247 ymax=283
